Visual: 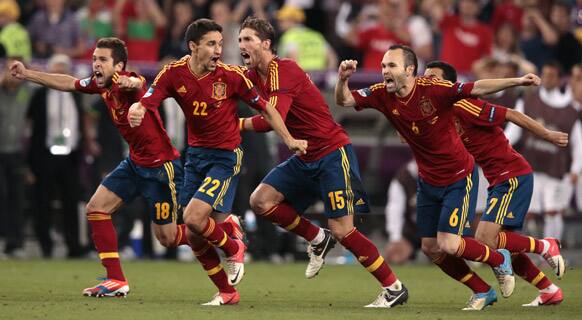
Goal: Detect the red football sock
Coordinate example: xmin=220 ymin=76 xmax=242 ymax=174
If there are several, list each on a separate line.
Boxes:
xmin=200 ymin=217 xmax=238 ymax=257
xmin=218 ymin=221 xmax=234 ymax=238
xmin=87 ymin=212 xmax=125 ymax=281
xmin=192 ymin=241 xmax=235 ymax=294
xmin=512 ymin=253 xmax=552 ymax=290
xmin=456 ymin=237 xmax=504 ymax=267
xmin=340 ymin=228 xmax=397 ymax=287
xmin=172 ymin=224 xmax=189 ymax=247
xmin=432 ymin=254 xmax=490 ymax=293
xmin=260 ymin=203 xmax=319 ymax=241
xmin=498 ymin=231 xmax=545 ymax=254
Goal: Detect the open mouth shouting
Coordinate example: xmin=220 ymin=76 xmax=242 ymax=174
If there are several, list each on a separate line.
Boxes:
xmin=240 ymin=52 xmax=251 ymax=66
xmin=94 ymin=70 xmax=106 ymax=87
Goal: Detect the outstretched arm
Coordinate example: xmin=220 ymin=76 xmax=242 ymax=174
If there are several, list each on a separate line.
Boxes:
xmin=335 ymin=60 xmax=358 ymax=107
xmin=471 ymin=73 xmax=541 ymax=96
xmin=10 ymin=60 xmax=76 ymax=91
xmin=505 ymin=108 xmax=568 ymax=147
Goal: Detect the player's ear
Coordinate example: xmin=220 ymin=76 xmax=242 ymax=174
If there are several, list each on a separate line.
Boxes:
xmin=188 ymin=40 xmax=197 ymax=53
xmin=114 ymin=61 xmax=124 ymax=72
xmin=262 ymin=39 xmax=271 ymax=51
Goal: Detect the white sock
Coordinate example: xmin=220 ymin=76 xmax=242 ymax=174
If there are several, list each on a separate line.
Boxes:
xmin=540 ymin=239 xmax=550 ymax=255
xmin=540 ymin=284 xmax=559 ymax=294
xmin=385 ymin=280 xmax=402 ymax=291
xmin=310 ymin=228 xmax=325 ymax=245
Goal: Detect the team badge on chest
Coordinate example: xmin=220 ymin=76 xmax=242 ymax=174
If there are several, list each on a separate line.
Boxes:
xmin=212 ymin=82 xmax=227 ymax=100
xmin=419 ymin=97 xmax=436 ymax=117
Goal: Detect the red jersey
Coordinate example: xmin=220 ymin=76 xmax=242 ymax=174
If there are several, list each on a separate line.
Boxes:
xmin=352 ymin=77 xmax=475 ymax=186
xmin=453 ymin=98 xmax=532 ymax=186
xmin=247 ymin=58 xmax=351 ymax=161
xmin=74 ymin=71 xmax=179 ymax=167
xmin=355 ymin=25 xmax=407 ymax=71
xmin=141 ymin=57 xmax=267 ymax=151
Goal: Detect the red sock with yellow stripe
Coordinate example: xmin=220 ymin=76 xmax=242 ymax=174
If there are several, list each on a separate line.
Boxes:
xmin=512 ymin=253 xmax=552 ymax=290
xmin=497 ymin=231 xmax=545 ymax=254
xmin=340 ymin=228 xmax=397 ymax=287
xmin=87 ymin=212 xmax=125 ymax=281
xmin=200 ymin=217 xmax=238 ymax=256
xmin=432 ymin=254 xmax=490 ymax=293
xmin=260 ymin=203 xmax=319 ymax=241
xmin=172 ymin=224 xmax=189 ymax=247
xmin=455 ymin=237 xmax=504 ymax=267
xmin=192 ymin=241 xmax=236 ymax=293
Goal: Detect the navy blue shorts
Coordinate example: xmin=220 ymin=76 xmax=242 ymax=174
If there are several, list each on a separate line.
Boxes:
xmin=262 ymin=144 xmax=370 ymax=218
xmin=416 ymin=167 xmax=478 ymax=238
xmin=180 ymin=146 xmax=243 ymax=213
xmin=480 ymin=173 xmax=533 ymax=230
xmin=102 ymin=157 xmax=183 ymax=225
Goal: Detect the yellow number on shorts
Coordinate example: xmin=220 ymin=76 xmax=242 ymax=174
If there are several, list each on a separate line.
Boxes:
xmin=155 ymin=202 xmax=170 ymax=220
xmin=486 ymin=198 xmax=498 ymax=215
xmin=199 ymin=177 xmax=221 ymax=197
xmin=449 ymin=208 xmax=459 ymax=227
xmin=328 ymin=190 xmax=345 ymax=211
xmin=192 ymin=101 xmax=208 ymax=116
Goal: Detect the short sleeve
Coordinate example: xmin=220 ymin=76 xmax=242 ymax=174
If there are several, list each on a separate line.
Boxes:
xmin=351 ymin=86 xmax=378 ymax=111
xmin=454 ymin=99 xmax=507 ymax=127
xmin=231 ymin=68 xmax=267 ymax=111
xmin=141 ymin=66 xmax=173 ymax=111
xmin=74 ymin=76 xmax=100 ymax=94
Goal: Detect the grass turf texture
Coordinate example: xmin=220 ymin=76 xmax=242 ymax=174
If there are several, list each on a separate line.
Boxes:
xmin=0 ymin=260 xmax=579 ymax=320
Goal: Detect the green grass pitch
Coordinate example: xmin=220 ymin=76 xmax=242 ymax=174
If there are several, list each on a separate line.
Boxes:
xmin=0 ymin=260 xmax=579 ymax=320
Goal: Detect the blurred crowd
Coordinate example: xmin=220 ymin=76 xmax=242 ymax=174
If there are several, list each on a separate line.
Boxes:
xmin=0 ymin=0 xmax=581 ymax=261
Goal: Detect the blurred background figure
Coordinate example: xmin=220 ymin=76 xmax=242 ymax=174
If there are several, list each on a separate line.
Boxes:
xmin=25 ymin=54 xmax=93 ymax=258
xmin=0 ymin=0 xmax=31 ymax=62
xmin=77 ymin=0 xmax=115 ymax=59
xmin=159 ymin=0 xmax=192 ymax=60
xmin=0 ymin=57 xmax=31 ymax=258
xmin=383 ymin=160 xmax=419 ymax=264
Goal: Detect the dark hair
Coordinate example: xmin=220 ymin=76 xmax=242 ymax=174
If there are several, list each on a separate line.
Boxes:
xmin=426 ymin=60 xmax=458 ymax=82
xmin=542 ymin=60 xmax=563 ymax=75
xmin=184 ymin=19 xmax=223 ymax=45
xmin=388 ymin=44 xmax=418 ymax=76
xmin=240 ymin=16 xmax=277 ymax=54
xmin=96 ymin=37 xmax=128 ymax=70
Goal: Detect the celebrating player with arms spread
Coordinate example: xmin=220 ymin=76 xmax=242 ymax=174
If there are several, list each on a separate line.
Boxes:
xmin=238 ymin=17 xmax=408 ymax=308
xmin=10 ymin=37 xmax=198 ymax=298
xmin=425 ymin=61 xmax=567 ymax=307
xmin=335 ymin=44 xmax=541 ymax=310
xmin=128 ymin=19 xmax=306 ymax=306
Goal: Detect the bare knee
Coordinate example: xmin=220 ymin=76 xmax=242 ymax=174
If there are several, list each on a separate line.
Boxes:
xmin=421 ymin=240 xmax=442 ymax=260
xmin=250 ymin=190 xmax=277 ymax=215
xmin=183 ymin=209 xmax=207 ymax=232
xmin=474 ymin=228 xmax=498 ymax=249
xmin=437 ymin=236 xmax=460 ymax=256
xmin=328 ymin=216 xmax=354 ymax=241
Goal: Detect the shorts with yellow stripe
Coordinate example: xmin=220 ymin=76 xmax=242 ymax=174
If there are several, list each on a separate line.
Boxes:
xmin=180 ymin=146 xmax=243 ymax=213
xmin=481 ymin=173 xmax=533 ymax=229
xmin=101 ymin=157 xmax=183 ymax=225
xmin=416 ymin=166 xmax=478 ymax=237
xmin=262 ymin=144 xmax=370 ymax=218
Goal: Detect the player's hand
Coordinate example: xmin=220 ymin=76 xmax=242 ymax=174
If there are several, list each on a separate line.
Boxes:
xmin=117 ymin=75 xmax=133 ymax=89
xmin=338 ymin=60 xmax=358 ymax=81
xmin=545 ymin=130 xmax=568 ymax=147
xmin=128 ymin=102 xmax=146 ymax=128
xmin=9 ymin=61 xmax=27 ymax=79
xmin=518 ymin=73 xmax=541 ymax=86
xmin=286 ymin=138 xmax=308 ymax=155
xmin=384 ymin=240 xmax=413 ymax=265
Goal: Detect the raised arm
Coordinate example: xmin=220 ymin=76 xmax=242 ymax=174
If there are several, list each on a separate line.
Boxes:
xmin=335 ymin=60 xmax=358 ymax=107
xmin=471 ymin=73 xmax=541 ymax=96
xmin=505 ymin=108 xmax=568 ymax=147
xmin=10 ymin=60 xmax=76 ymax=91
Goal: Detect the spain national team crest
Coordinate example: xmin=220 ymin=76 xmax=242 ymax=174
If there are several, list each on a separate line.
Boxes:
xmin=419 ymin=97 xmax=436 ymax=117
xmin=212 ymin=82 xmax=227 ymax=100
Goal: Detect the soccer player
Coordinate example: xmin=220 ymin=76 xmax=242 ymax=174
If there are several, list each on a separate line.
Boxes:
xmin=335 ymin=44 xmax=541 ymax=310
xmin=127 ymin=19 xmax=306 ymax=306
xmin=238 ymin=17 xmax=408 ymax=308
xmin=8 ymin=37 xmax=236 ymax=298
xmin=425 ymin=60 xmax=566 ymax=307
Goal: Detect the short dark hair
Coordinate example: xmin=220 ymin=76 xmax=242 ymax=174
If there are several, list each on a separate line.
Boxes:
xmin=542 ymin=60 xmax=563 ymax=75
xmin=426 ymin=60 xmax=458 ymax=82
xmin=388 ymin=44 xmax=418 ymax=76
xmin=240 ymin=16 xmax=277 ymax=53
xmin=184 ymin=19 xmax=223 ymax=45
xmin=96 ymin=37 xmax=128 ymax=70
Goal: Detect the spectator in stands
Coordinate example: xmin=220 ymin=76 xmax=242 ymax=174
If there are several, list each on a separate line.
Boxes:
xmin=27 ymin=0 xmax=85 ymax=58
xmin=549 ymin=1 xmax=582 ymax=75
xmin=0 ymin=57 xmax=32 ymax=258
xmin=77 ymin=0 xmax=115 ymax=59
xmin=430 ymin=0 xmax=493 ymax=75
xmin=574 ymin=0 xmax=582 ymax=43
xmin=210 ymin=0 xmax=242 ymax=65
xmin=519 ymin=2 xmax=557 ymax=72
xmin=491 ymin=0 xmax=523 ymax=32
xmin=383 ymin=160 xmax=419 ymax=265
xmin=113 ymin=0 xmax=166 ymax=62
xmin=159 ymin=0 xmax=191 ymax=59
xmin=276 ymin=5 xmax=338 ymax=71
xmin=0 ymin=0 xmax=31 ymax=62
